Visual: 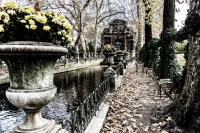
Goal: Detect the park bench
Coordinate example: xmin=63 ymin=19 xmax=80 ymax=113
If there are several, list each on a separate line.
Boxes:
xmin=158 ymin=68 xmax=175 ymax=100
xmin=158 ymin=79 xmax=174 ymax=100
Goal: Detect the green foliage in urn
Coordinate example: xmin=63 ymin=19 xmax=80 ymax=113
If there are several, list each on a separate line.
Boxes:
xmin=0 ymin=1 xmax=74 ymax=47
xmin=102 ymin=44 xmax=116 ymax=54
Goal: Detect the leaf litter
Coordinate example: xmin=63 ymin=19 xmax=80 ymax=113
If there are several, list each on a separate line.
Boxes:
xmin=101 ymin=61 xmax=173 ymax=133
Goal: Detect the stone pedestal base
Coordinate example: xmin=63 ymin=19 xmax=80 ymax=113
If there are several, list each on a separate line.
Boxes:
xmin=11 ymin=120 xmax=68 ymax=133
xmin=104 ymin=66 xmax=116 ymax=92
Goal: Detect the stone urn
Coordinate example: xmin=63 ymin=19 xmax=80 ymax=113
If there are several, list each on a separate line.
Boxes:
xmin=123 ymin=53 xmax=128 ymax=60
xmin=103 ymin=52 xmax=116 ymax=65
xmin=0 ymin=41 xmax=68 ymax=133
xmin=116 ymin=53 xmax=124 ymax=62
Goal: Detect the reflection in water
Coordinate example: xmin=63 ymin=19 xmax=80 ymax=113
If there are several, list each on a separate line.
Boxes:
xmin=0 ymin=66 xmax=104 ymax=133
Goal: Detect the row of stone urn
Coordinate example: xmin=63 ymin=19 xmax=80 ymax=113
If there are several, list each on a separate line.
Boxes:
xmin=73 ymin=52 xmax=101 ymax=63
xmin=0 ymin=41 xmax=68 ymax=133
xmin=0 ymin=41 xmax=132 ymax=133
xmin=103 ymin=51 xmax=132 ymax=93
xmin=102 ymin=51 xmax=131 ymax=66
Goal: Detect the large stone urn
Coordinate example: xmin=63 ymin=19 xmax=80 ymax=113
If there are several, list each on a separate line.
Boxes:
xmin=103 ymin=52 xmax=115 ymax=65
xmin=0 ymin=41 xmax=68 ymax=133
xmin=115 ymin=53 xmax=124 ymax=64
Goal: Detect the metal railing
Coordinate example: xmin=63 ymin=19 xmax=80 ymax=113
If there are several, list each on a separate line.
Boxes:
xmin=69 ymin=77 xmax=111 ymax=133
xmin=115 ymin=67 xmax=120 ymax=77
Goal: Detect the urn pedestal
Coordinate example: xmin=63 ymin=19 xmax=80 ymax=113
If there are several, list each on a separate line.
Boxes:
xmin=0 ymin=41 xmax=68 ymax=133
xmin=103 ymin=66 xmax=116 ymax=92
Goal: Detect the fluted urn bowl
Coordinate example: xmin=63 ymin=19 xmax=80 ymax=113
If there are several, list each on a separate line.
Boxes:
xmin=116 ymin=53 xmax=124 ymax=62
xmin=103 ymin=52 xmax=116 ymax=65
xmin=0 ymin=41 xmax=68 ymax=133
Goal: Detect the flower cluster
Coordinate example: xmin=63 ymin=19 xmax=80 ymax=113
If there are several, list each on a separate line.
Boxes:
xmin=0 ymin=0 xmax=74 ymax=46
xmin=102 ymin=44 xmax=116 ymax=53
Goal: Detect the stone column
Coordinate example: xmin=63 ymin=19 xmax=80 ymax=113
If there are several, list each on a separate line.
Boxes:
xmin=104 ymin=66 xmax=116 ymax=92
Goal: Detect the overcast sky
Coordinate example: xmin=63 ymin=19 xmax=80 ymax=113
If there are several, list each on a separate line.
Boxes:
xmin=175 ymin=1 xmax=189 ymax=30
xmin=1 ymin=0 xmax=189 ymax=30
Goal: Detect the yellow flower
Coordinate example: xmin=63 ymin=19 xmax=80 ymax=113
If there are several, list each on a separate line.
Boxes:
xmin=29 ymin=19 xmax=35 ymax=25
xmin=25 ymin=9 xmax=31 ymax=14
xmin=45 ymin=11 xmax=52 ymax=16
xmin=3 ymin=19 xmax=9 ymax=24
xmin=65 ymin=35 xmax=70 ymax=38
xmin=62 ymin=37 xmax=65 ymax=40
xmin=57 ymin=31 xmax=62 ymax=35
xmin=58 ymin=22 xmax=62 ymax=26
xmin=63 ymin=22 xmax=73 ymax=30
xmin=18 ymin=6 xmax=25 ymax=12
xmin=40 ymin=12 xmax=45 ymax=16
xmin=34 ymin=14 xmax=47 ymax=24
xmin=0 ymin=24 xmax=5 ymax=32
xmin=0 ymin=12 xmax=10 ymax=24
xmin=61 ymin=30 xmax=67 ymax=35
xmin=25 ymin=25 xmax=29 ymax=29
xmin=43 ymin=26 xmax=51 ymax=31
xmin=20 ymin=20 xmax=26 ymax=24
xmin=70 ymin=42 xmax=75 ymax=46
xmin=58 ymin=13 xmax=65 ymax=19
xmin=24 ymin=6 xmax=35 ymax=14
xmin=30 ymin=25 xmax=37 ymax=30
xmin=67 ymin=36 xmax=72 ymax=42
xmin=52 ymin=18 xmax=59 ymax=24
xmin=7 ymin=10 xmax=16 ymax=15
xmin=25 ymin=15 xmax=34 ymax=21
xmin=2 ymin=0 xmax=18 ymax=9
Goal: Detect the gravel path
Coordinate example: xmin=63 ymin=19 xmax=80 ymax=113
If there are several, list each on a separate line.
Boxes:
xmin=101 ymin=61 xmax=172 ymax=133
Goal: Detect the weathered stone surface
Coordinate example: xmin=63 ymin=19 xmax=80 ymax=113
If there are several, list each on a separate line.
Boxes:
xmin=0 ymin=41 xmax=68 ymax=133
xmin=104 ymin=66 xmax=116 ymax=92
xmin=102 ymin=53 xmax=115 ymax=65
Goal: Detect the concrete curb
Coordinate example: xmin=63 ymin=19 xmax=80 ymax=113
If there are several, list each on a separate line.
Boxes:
xmin=84 ymin=102 xmax=109 ymax=133
xmin=84 ymin=74 xmax=123 ymax=133
xmin=84 ymin=93 xmax=114 ymax=133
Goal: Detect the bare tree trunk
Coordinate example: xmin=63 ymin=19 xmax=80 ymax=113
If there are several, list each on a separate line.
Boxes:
xmin=94 ymin=22 xmax=98 ymax=57
xmin=94 ymin=1 xmax=99 ymax=57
